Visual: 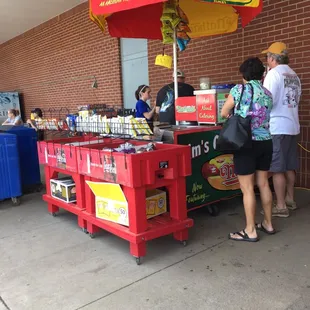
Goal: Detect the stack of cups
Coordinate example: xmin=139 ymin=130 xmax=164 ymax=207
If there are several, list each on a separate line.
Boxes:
xmin=200 ymin=77 xmax=211 ymax=90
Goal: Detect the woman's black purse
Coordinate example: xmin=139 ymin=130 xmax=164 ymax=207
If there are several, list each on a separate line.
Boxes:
xmin=216 ymin=84 xmax=254 ymax=152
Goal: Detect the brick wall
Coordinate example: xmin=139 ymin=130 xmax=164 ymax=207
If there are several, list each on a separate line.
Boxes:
xmin=0 ymin=0 xmax=309 ymax=187
xmin=0 ymin=3 xmax=122 ymax=120
xmin=149 ymin=0 xmax=310 ymax=188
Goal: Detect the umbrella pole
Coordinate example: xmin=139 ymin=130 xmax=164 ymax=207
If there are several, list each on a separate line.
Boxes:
xmin=173 ymin=29 xmax=179 ymax=125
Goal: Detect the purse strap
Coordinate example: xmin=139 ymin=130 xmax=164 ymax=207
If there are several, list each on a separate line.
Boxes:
xmin=236 ymin=83 xmax=254 ymax=112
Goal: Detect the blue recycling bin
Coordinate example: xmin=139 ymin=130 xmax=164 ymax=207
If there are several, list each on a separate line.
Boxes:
xmin=0 ymin=126 xmax=41 ymax=193
xmin=0 ymin=133 xmax=22 ymax=205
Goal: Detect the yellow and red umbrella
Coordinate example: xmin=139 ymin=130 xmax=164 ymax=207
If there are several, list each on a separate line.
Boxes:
xmin=90 ymin=0 xmax=262 ymax=41
xmin=89 ymin=0 xmax=262 ymax=103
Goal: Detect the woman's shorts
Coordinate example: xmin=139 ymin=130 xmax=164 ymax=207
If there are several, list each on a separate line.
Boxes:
xmin=233 ymin=140 xmax=273 ymax=176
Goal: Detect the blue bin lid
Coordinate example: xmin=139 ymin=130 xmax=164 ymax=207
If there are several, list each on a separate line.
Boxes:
xmin=0 ymin=125 xmax=37 ymax=137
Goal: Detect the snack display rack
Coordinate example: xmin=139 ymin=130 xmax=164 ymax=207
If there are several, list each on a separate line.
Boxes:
xmin=38 ymin=109 xmax=194 ymax=264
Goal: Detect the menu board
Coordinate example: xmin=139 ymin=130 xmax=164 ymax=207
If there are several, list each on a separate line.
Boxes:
xmin=196 ymin=93 xmax=217 ymax=124
xmin=175 ymin=97 xmax=197 ymax=121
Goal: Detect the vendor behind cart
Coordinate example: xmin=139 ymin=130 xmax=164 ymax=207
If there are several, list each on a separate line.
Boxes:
xmin=156 ymin=70 xmax=195 ymax=125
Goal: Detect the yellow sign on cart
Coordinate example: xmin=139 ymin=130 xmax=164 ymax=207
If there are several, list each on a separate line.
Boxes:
xmin=86 ymin=182 xmax=167 ymax=226
xmin=87 ymin=181 xmax=128 ymax=226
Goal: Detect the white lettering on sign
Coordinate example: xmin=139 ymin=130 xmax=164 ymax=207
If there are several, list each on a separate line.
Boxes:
xmin=189 ymin=136 xmax=219 ymax=159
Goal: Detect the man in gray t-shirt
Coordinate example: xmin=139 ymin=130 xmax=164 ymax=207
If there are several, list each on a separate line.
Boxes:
xmin=262 ymin=42 xmax=301 ymax=218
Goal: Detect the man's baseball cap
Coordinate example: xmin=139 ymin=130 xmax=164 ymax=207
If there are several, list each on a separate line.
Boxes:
xmin=262 ymin=42 xmax=287 ymax=55
xmin=173 ymin=69 xmax=185 ymax=78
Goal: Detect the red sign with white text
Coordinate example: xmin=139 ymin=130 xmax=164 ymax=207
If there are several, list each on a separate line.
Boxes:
xmin=175 ymin=97 xmax=197 ymax=122
xmin=196 ymin=94 xmax=217 ymax=124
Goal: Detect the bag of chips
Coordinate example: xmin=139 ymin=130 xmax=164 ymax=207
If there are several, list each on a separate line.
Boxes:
xmin=177 ymin=6 xmax=189 ymax=24
xmin=177 ymin=21 xmax=191 ymax=33
xmin=177 ymin=36 xmax=191 ymax=52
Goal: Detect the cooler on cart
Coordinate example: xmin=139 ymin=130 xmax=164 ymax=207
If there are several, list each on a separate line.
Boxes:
xmin=0 ymin=126 xmax=41 ymax=192
xmin=0 ymin=133 xmax=22 ymax=205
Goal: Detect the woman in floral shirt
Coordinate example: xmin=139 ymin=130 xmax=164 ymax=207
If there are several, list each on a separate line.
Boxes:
xmin=221 ymin=57 xmax=275 ymax=242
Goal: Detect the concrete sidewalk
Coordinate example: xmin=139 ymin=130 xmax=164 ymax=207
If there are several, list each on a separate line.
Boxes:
xmin=0 ymin=190 xmax=309 ymax=310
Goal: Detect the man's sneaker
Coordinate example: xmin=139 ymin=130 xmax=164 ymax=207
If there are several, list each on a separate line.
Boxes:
xmin=261 ymin=206 xmax=290 ymax=218
xmin=285 ymin=200 xmax=297 ymax=210
xmin=273 ymin=200 xmax=297 ymax=211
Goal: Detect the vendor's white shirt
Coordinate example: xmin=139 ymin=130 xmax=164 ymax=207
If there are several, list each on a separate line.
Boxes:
xmin=263 ymin=65 xmax=301 ymax=135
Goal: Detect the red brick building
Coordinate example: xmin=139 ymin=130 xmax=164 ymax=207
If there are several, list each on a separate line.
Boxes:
xmin=0 ymin=0 xmax=309 ymax=187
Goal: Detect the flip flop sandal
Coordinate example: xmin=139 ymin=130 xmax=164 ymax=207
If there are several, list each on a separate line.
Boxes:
xmin=228 ymin=229 xmax=259 ymax=242
xmin=255 ymin=222 xmax=276 ymax=235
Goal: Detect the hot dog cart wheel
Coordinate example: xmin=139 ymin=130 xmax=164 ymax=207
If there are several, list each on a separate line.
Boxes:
xmin=82 ymin=228 xmax=88 ymax=234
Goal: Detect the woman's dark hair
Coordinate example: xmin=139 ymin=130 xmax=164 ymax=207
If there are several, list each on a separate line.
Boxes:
xmin=239 ymin=57 xmax=265 ymax=81
xmin=33 ymin=108 xmax=43 ymax=118
xmin=135 ymin=84 xmax=149 ymax=101
xmin=8 ymin=109 xmax=17 ymax=116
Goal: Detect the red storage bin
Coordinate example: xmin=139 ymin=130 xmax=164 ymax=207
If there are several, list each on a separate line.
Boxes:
xmin=46 ymin=136 xmax=110 ymax=172
xmin=79 ymin=141 xmax=191 ymax=187
xmin=37 ymin=141 xmax=48 ymax=164
xmin=115 ymin=143 xmax=191 ymax=187
xmin=77 ymin=139 xmax=144 ymax=179
xmin=37 ymin=136 xmax=86 ymax=165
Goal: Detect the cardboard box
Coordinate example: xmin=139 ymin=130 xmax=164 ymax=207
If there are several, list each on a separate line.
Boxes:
xmin=86 ymin=182 xmax=167 ymax=226
xmin=50 ymin=177 xmax=76 ymax=203
xmin=145 ymin=189 xmax=167 ymax=219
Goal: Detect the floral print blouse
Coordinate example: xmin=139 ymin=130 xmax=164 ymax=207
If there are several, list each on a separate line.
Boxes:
xmin=230 ymin=80 xmax=273 ymax=141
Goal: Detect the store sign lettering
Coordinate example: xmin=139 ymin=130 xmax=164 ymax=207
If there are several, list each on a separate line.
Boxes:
xmin=186 ymin=182 xmax=210 ymax=204
xmin=190 ymin=135 xmax=219 ymax=159
xmin=220 ymin=163 xmax=238 ymax=186
xmin=197 ymin=97 xmax=211 ymax=104
xmin=175 ymin=106 xmax=196 ymax=113
xmin=199 ymin=0 xmax=256 ymax=5
xmin=201 ymin=105 xmax=213 ymax=111
xmin=198 ymin=113 xmax=215 ymax=121
xmin=99 ymin=0 xmax=127 ymax=7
